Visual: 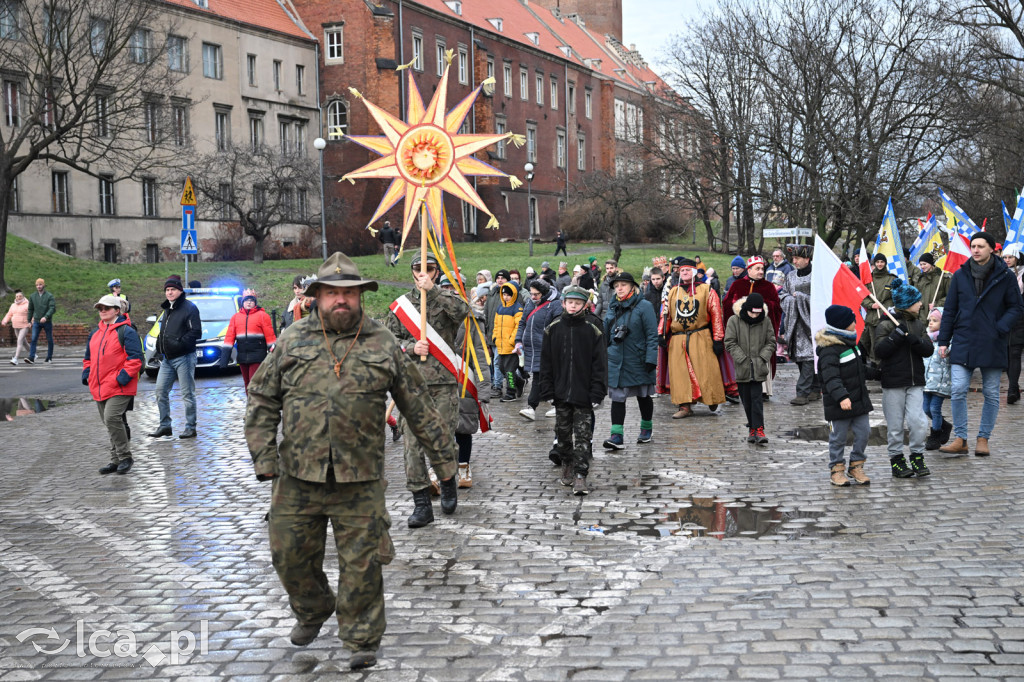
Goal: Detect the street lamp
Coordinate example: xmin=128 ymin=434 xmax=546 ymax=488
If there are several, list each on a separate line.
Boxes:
xmin=524 ymin=162 xmax=535 ymax=257
xmin=313 ymin=137 xmax=328 ymax=259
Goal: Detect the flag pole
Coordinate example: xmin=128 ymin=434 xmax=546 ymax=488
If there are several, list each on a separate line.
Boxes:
xmin=929 ymin=274 xmax=943 ymax=310
xmin=866 ymin=289 xmax=900 ymax=325
xmin=419 ymin=202 xmax=428 ymax=362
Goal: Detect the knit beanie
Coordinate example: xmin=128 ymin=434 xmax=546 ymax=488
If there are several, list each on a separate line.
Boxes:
xmin=825 ymin=305 xmax=856 ymax=329
xmin=890 ymin=278 xmax=922 ymax=310
xmin=731 ymin=255 xmax=745 ymax=268
xmin=919 ymin=252 xmax=935 ymax=265
xmin=872 ymin=253 xmax=887 ymax=264
xmin=741 ymin=292 xmax=764 ymax=314
xmin=164 ymin=278 xmax=184 ymax=292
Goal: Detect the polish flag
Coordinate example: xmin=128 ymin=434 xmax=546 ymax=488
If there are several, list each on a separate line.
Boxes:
xmin=858 ymin=239 xmax=872 ymax=286
xmin=811 ymin=235 xmax=870 ymax=352
xmin=943 ymin=232 xmax=971 ymax=273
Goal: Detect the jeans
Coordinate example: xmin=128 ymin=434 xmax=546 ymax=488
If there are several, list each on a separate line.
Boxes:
xmin=828 ymin=413 xmax=870 ymax=467
xmin=29 ymin=320 xmax=54 ymax=361
xmin=951 ymin=365 xmax=1001 ymax=440
xmin=795 ymin=360 xmax=820 ymax=397
xmin=922 ymin=391 xmax=945 ymax=431
xmin=155 ymin=353 xmax=197 ymax=431
xmin=737 ymin=381 xmax=764 ymax=430
xmin=881 ymin=386 xmax=928 ymax=456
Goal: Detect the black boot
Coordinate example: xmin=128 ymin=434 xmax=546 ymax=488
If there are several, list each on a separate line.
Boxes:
xmin=439 ymin=476 xmax=458 ymax=515
xmin=925 ymin=428 xmax=941 ymax=451
xmin=940 ymin=419 xmax=953 ymax=444
xmin=910 ymin=452 xmax=931 ymax=477
xmin=890 ymin=455 xmax=915 ymax=479
xmin=1009 ymin=387 xmax=1020 ymax=405
xmin=407 ymin=489 xmax=434 ymax=528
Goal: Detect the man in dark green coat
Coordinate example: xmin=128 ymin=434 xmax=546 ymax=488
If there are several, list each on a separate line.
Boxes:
xmin=27 ymin=278 xmax=56 ymax=363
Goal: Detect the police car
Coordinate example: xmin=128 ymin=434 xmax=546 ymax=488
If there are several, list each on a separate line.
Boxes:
xmin=143 ymin=287 xmax=242 ymax=378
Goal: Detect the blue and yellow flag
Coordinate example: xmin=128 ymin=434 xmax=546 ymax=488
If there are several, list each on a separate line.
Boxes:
xmin=909 ymin=214 xmax=943 ymax=266
xmin=873 ymin=198 xmax=910 ymax=282
xmin=938 ymin=188 xmax=980 ymax=238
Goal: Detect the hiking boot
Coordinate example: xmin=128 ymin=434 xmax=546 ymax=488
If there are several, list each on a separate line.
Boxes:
xmin=439 ymin=477 xmax=458 ymax=514
xmin=407 ymin=489 xmax=434 ymax=528
xmin=790 ymin=395 xmax=809 ymax=406
xmin=925 ymin=428 xmax=941 ymax=451
xmin=890 ymin=455 xmax=915 ymax=478
xmin=747 ymin=428 xmax=757 ymax=443
xmin=148 ymin=426 xmax=172 ymax=438
xmin=636 ymin=428 xmax=652 ymax=444
xmin=290 ymin=621 xmax=323 ymax=646
xmin=573 ymin=475 xmax=589 ymax=496
xmin=427 ymin=467 xmax=441 ymax=496
xmin=909 ymin=453 xmax=931 ymax=477
xmin=939 ymin=436 xmax=969 ymax=455
xmin=808 ymin=392 xmax=822 ymax=401
xmin=848 ymin=460 xmax=870 ymax=485
xmin=975 ymin=437 xmax=990 ymax=457
xmin=490 ymin=386 xmax=504 ymax=398
xmin=602 ymin=433 xmax=624 ymax=450
xmin=116 ymin=458 xmax=133 ymax=475
xmin=755 ymin=427 xmax=768 ymax=445
xmin=349 ymin=649 xmax=378 ymax=670
xmin=830 ymin=463 xmax=850 ymax=487
xmin=519 ymin=406 xmax=536 ymax=420
xmin=672 ymin=406 xmax=692 ymax=419
xmin=99 ymin=462 xmax=119 ymax=475
xmin=548 ymin=449 xmax=562 ymax=466
xmin=940 ymin=419 xmax=952 ymax=444
xmin=559 ymin=462 xmax=574 ymax=486
xmin=457 ymin=463 xmax=473 ymax=488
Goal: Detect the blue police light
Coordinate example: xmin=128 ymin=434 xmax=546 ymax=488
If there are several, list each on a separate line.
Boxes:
xmin=204 ymin=347 xmax=218 ymax=356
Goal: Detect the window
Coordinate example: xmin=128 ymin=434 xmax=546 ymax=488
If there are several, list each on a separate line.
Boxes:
xmin=273 ymin=60 xmax=282 ymax=91
xmin=167 ymin=35 xmax=188 ymax=72
xmin=98 ymin=174 xmax=115 ymax=215
xmin=218 ymin=182 xmax=232 ymax=220
xmin=202 ymin=43 xmax=222 ymax=79
xmin=462 ymin=200 xmax=476 ymax=235
xmin=585 ymin=88 xmax=592 ymax=119
xmin=3 ymin=80 xmax=19 ymax=127
xmin=327 ymin=100 xmax=347 ymax=138
xmin=556 ymin=130 xmax=566 ymax=168
xmin=486 ymin=57 xmax=494 ymax=83
xmin=296 ymin=189 xmax=308 ymax=221
xmin=89 ymin=17 xmax=107 ymax=56
xmin=56 ymin=241 xmax=73 ymax=255
xmin=145 ymin=243 xmax=159 ymax=263
xmin=52 ymin=171 xmax=69 ymax=213
xmin=142 ymin=177 xmax=158 ymax=217
xmin=535 ymin=74 xmax=543 ymax=105
xmin=144 ymin=100 xmax=159 ymax=143
xmin=436 ymin=39 xmax=446 ymax=77
xmin=550 ymin=77 xmax=558 ymax=110
xmin=280 ymin=186 xmax=294 ymax=218
xmin=526 ymin=124 xmax=537 ymax=163
xmin=458 ymin=47 xmax=468 ymax=84
xmin=103 ymin=242 xmax=117 ymax=263
xmin=247 ymin=54 xmax=257 ymax=86
xmin=411 ymin=32 xmax=423 ymax=71
xmin=40 ymin=84 xmax=56 ymax=129
xmin=8 ymin=176 xmax=17 ymax=213
xmin=129 ymin=28 xmax=151 ymax=63
xmin=296 ymin=65 xmax=305 ymax=95
xmin=95 ymin=95 xmax=108 ymax=137
xmin=325 ymin=26 xmax=343 ymax=62
xmin=295 ymin=121 xmax=306 ymax=153
xmin=520 ymin=67 xmax=528 ymax=100
xmin=1 ymin=0 xmax=19 ymax=40
xmin=568 ymin=83 xmax=576 ymax=115
xmin=253 ymin=186 xmax=266 ymax=215
xmin=193 ymin=0 xmax=208 ymax=7
xmin=249 ymin=114 xmax=263 ymax=151
xmin=529 ymin=196 xmax=538 ymax=236
xmin=172 ymin=103 xmax=188 ymax=146
xmin=577 ymin=135 xmax=586 ymax=170
xmin=45 ymin=8 xmax=68 ymax=48
xmin=614 ymin=98 xmax=626 ymax=139
xmin=503 ymin=63 xmax=512 ymax=96
xmin=215 ymin=110 xmax=230 ymax=151
xmin=279 ymin=119 xmax=291 ymax=154
xmin=495 ymin=117 xmax=506 ymax=159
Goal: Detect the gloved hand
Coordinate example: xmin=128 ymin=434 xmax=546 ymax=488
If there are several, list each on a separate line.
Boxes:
xmin=645 ymin=362 xmax=657 ymax=374
xmin=81 ymin=369 xmax=90 ymax=386
xmin=218 ymin=351 xmax=231 ymax=369
xmin=713 ymin=340 xmax=724 ymax=357
xmin=890 ymin=324 xmax=908 ymax=340
xmin=659 ymin=335 xmax=669 ymax=348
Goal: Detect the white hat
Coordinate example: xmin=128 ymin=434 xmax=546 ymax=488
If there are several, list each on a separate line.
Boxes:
xmin=573 ymin=264 xmax=584 ymax=273
xmin=94 ymin=294 xmax=123 ymax=310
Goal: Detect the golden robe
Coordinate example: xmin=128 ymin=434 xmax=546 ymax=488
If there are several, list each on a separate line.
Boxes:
xmin=666 ymin=281 xmax=726 ymax=405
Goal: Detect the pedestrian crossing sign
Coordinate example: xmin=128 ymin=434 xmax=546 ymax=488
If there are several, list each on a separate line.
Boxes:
xmin=180 ymin=177 xmax=196 ymax=206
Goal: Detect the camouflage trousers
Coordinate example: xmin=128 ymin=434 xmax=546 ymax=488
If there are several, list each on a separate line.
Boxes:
xmin=550 ymin=403 xmax=595 ymax=476
xmin=400 ymin=383 xmax=458 ymax=493
xmin=269 ymin=471 xmax=395 ymax=651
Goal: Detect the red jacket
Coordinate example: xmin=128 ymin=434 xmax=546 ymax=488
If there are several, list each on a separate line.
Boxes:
xmin=224 ymin=307 xmax=277 ymax=364
xmin=83 ymin=316 xmax=142 ymax=401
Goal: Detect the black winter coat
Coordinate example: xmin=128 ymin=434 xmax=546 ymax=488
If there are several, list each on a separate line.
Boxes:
xmin=157 ymin=296 xmax=201 ymax=360
xmin=874 ymin=313 xmax=933 ymax=388
xmin=815 ymin=328 xmax=876 ymax=421
xmin=538 ymin=311 xmax=608 ymax=408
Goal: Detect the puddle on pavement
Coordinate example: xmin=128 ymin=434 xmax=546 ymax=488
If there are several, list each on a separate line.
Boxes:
xmin=782 ymin=422 xmax=889 ymax=446
xmin=0 ymin=397 xmax=59 ymax=421
xmin=583 ymin=495 xmax=848 ymax=540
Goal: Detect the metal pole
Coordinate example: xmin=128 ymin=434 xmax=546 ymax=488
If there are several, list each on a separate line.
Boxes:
xmin=527 ymin=179 xmax=534 ymax=257
xmin=184 ymin=253 xmax=189 ymax=286
xmin=319 ymin=146 xmax=328 ymax=259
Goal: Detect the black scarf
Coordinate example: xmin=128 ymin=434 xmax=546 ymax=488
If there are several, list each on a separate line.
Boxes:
xmin=968 ymin=256 xmax=995 ymax=296
xmin=740 ymin=293 xmax=766 ymax=325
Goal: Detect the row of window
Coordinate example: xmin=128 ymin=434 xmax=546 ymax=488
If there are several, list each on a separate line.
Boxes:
xmin=495 ymin=120 xmax=587 ymax=171
xmin=614 ymin=98 xmax=644 ymax=142
xmin=246 ymin=53 xmax=306 ymax=94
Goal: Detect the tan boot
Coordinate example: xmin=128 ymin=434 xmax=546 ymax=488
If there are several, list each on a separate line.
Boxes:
xmin=848 ymin=460 xmax=870 ymax=485
xmin=672 ymin=405 xmax=693 ymax=419
xmin=830 ymin=463 xmax=850 ymax=487
xmin=457 ymin=463 xmax=473 ymax=488
xmin=939 ymin=437 xmax=969 ymax=455
xmin=975 ymin=437 xmax=990 ymax=457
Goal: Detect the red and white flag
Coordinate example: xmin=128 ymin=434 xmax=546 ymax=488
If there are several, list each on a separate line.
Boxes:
xmin=858 ymin=239 xmax=872 ymax=286
xmin=811 ymin=235 xmax=870 ymax=350
xmin=943 ymin=232 xmax=971 ymax=273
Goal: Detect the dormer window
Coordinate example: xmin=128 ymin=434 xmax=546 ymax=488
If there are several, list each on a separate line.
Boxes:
xmin=193 ymin=0 xmax=208 ymax=7
xmin=444 ymin=1 xmax=462 ymax=15
xmin=487 ymin=17 xmax=503 ymax=32
xmin=524 ymin=32 xmax=539 ymax=46
xmin=559 ymin=46 xmax=571 ymax=58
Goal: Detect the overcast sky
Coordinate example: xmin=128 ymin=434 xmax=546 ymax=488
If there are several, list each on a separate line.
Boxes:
xmin=621 ymin=0 xmax=705 ymax=68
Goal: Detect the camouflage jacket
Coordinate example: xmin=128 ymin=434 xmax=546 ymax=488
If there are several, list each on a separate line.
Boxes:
xmin=244 ymin=312 xmax=456 ymax=483
xmin=384 ymin=285 xmax=470 ymax=385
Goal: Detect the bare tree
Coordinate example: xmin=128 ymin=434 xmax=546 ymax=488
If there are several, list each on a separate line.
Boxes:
xmin=0 ymin=0 xmax=184 ymax=293
xmin=187 ymin=145 xmax=320 ymax=264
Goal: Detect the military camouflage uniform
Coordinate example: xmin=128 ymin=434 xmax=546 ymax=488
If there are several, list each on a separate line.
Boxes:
xmin=385 ymin=286 xmax=470 ymax=492
xmin=245 ymin=311 xmax=455 ymax=652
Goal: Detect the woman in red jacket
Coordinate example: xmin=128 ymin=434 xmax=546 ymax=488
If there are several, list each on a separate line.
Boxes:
xmin=222 ymin=289 xmax=277 ymax=391
xmin=83 ymin=295 xmax=143 ymax=475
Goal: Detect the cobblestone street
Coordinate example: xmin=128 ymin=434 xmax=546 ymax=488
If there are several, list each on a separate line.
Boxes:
xmin=1 ymin=364 xmax=1023 ymax=680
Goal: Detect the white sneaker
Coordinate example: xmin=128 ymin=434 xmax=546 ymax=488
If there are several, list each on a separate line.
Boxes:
xmin=519 ymin=407 xmax=536 ymax=421
xmin=545 ymin=407 xmax=556 ymax=418
xmin=9 ymin=358 xmax=17 ymax=365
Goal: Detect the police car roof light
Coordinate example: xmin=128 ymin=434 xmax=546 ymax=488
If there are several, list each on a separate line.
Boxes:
xmin=184 ymin=287 xmax=241 ymax=295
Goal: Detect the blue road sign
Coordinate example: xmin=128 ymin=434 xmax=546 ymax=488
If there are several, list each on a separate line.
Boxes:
xmin=181 ymin=205 xmax=198 ymax=254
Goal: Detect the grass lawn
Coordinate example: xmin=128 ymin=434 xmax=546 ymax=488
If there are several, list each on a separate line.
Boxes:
xmin=2 ymin=234 xmax=734 ymax=335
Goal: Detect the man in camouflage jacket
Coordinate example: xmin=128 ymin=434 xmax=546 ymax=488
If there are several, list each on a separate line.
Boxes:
xmin=385 ymin=252 xmax=470 ymax=528
xmin=245 ymin=252 xmax=455 ymax=670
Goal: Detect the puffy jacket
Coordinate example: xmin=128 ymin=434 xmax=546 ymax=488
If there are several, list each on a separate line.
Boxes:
xmin=724 ymin=302 xmax=776 ymax=383
xmin=492 ymin=283 xmax=523 ymax=354
xmin=515 ymin=287 xmax=562 ymax=372
xmin=82 ymin=316 xmax=142 ymax=401
xmin=538 ymin=310 xmax=608 ymax=407
xmin=2 ymin=298 xmax=30 ymax=329
xmin=603 ymin=290 xmax=659 ymax=389
xmin=27 ymin=290 xmax=56 ymax=322
xmin=924 ymin=338 xmax=952 ymax=398
xmin=815 ymin=328 xmax=877 ymax=421
xmin=156 ymin=295 xmax=201 ymax=360
xmin=937 ymin=257 xmax=1024 ymax=369
xmin=224 ymin=306 xmax=277 ymax=365
xmin=874 ymin=312 xmax=933 ymax=388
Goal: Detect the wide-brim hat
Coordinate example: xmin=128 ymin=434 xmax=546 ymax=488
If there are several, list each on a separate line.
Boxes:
xmin=304 ymin=252 xmax=379 ymax=296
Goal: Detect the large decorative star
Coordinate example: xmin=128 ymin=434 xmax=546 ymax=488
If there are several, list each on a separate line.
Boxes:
xmin=341 ymin=51 xmax=521 ymax=251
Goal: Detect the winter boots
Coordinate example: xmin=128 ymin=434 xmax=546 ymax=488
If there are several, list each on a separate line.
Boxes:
xmin=847 ymin=460 xmax=870 ymax=485
xmin=975 ymin=437 xmax=990 ymax=457
xmin=925 ymin=428 xmax=941 ymax=451
xmin=407 ymin=489 xmax=434 ymax=528
xmin=939 ymin=437 xmax=969 ymax=455
xmin=439 ymin=477 xmax=458 ymax=514
xmin=890 ymin=455 xmax=915 ymax=478
xmin=830 ymin=463 xmax=850 ymax=487
xmin=909 ymin=453 xmax=931 ymax=477
xmin=458 ymin=463 xmax=473 ymax=488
